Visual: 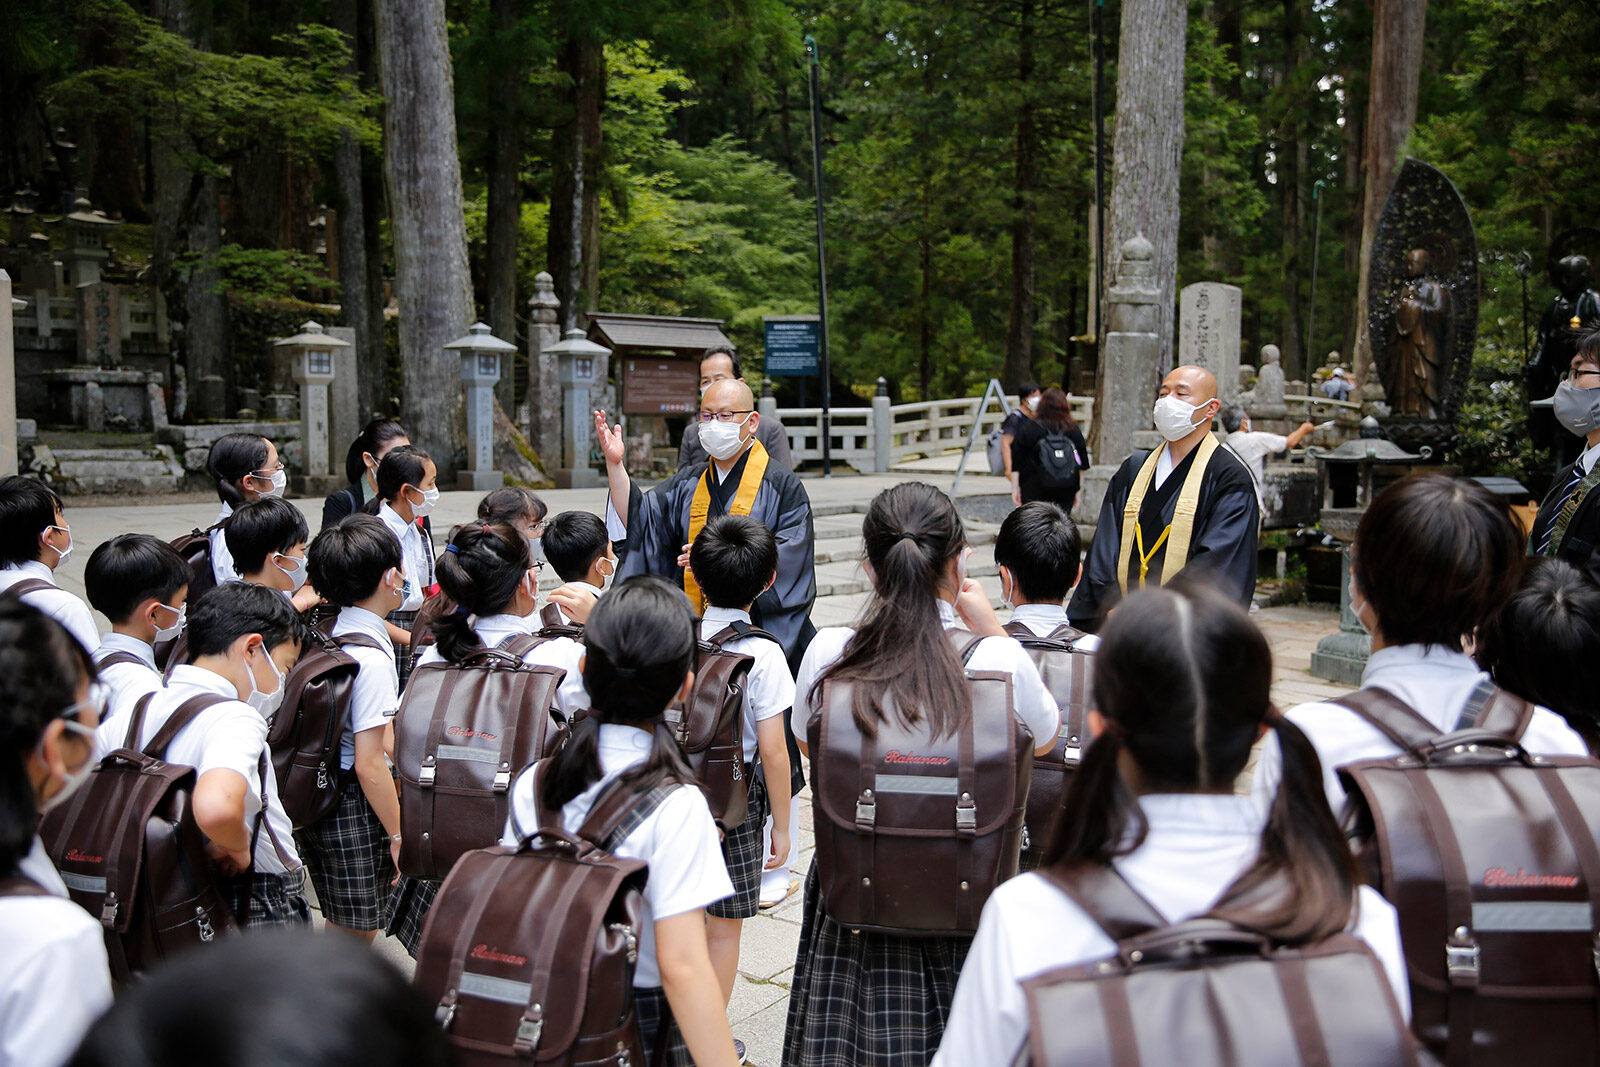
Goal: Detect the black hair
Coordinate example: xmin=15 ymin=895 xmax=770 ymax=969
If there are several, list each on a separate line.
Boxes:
xmin=1477 ymin=557 xmax=1600 ymax=745
xmin=1220 ymin=404 xmax=1248 ymax=433
xmin=1013 ymin=380 xmax=1041 ymax=400
xmin=307 ymin=515 xmax=403 ymax=608
xmin=0 ymin=475 xmax=63 ymax=568
xmin=373 ymin=445 xmax=434 ymax=506
xmin=1354 ymin=473 xmax=1524 ymax=651
xmin=1044 ymin=583 xmax=1356 ymax=943
xmin=430 ymin=522 xmax=533 ymax=662
xmin=342 ymin=417 xmax=409 ymax=486
xmin=0 ymin=602 xmax=95 ymax=876
xmin=690 ymin=514 xmax=777 ymax=610
xmin=813 ymin=482 xmax=972 ymax=738
xmin=542 ymin=510 xmax=610 ymax=582
xmin=207 ymin=432 xmax=272 ymax=508
xmin=184 ymin=582 xmax=309 ymax=661
xmin=224 ymin=497 xmax=311 ymax=577
xmin=994 ymin=502 xmax=1082 ymax=605
xmin=701 ymin=344 xmax=742 ymax=380
xmin=477 ymin=486 xmax=548 ymax=528
xmin=84 ymin=534 xmax=192 ymax=623
xmin=70 ymin=930 xmax=452 ymax=1067
xmin=1574 ymin=327 xmax=1600 ymax=368
xmin=540 ymin=577 xmax=700 ymax=812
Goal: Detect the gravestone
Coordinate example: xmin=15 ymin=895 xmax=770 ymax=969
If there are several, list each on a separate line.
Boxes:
xmin=1179 ymin=282 xmax=1241 ymax=399
xmin=76 ymin=281 xmax=121 ymax=366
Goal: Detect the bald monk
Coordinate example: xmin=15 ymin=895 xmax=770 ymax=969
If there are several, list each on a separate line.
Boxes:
xmin=1068 ymin=365 xmax=1259 ymax=629
xmin=598 ymin=378 xmax=818 ymax=667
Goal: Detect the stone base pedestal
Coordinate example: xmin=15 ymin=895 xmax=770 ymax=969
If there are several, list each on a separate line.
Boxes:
xmin=458 ymin=469 xmax=504 ymax=492
xmin=292 ymin=473 xmax=345 ymax=497
xmin=552 ymin=468 xmax=603 ymax=489
xmin=1074 ymin=464 xmax=1118 ymax=534
xmin=1309 ymin=544 xmax=1371 ymax=685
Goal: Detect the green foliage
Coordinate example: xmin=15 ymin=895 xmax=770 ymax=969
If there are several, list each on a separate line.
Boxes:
xmin=1449 ymin=256 xmax=1541 ymax=485
xmin=181 ymin=245 xmax=335 ymax=309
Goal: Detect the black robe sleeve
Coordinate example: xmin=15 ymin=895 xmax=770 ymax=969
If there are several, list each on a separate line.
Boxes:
xmin=1067 ymin=454 xmax=1142 ymax=631
xmin=1180 ymin=449 xmax=1260 ymax=607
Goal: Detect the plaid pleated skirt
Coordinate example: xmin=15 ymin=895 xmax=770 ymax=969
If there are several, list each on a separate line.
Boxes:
xmin=385 ymin=608 xmax=419 ymax=690
xmin=294 ymin=784 xmax=394 ymax=931
xmin=386 ymin=874 xmax=440 ymax=957
xmin=781 ymin=861 xmax=973 ymax=1067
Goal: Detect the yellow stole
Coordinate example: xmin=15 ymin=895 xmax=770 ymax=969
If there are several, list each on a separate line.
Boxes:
xmin=684 ymin=439 xmax=770 ymax=611
xmin=1115 ymin=433 xmax=1220 ymax=593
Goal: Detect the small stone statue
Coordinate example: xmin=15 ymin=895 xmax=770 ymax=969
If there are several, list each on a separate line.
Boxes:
xmin=1241 ymin=344 xmax=1288 ymax=419
xmin=1394 ymin=249 xmax=1452 ymax=419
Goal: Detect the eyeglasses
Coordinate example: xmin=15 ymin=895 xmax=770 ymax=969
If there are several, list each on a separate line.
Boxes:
xmin=250 ymin=464 xmax=286 ymax=478
xmin=1562 ymin=368 xmax=1600 ymax=385
xmin=695 ymin=410 xmax=754 ymax=423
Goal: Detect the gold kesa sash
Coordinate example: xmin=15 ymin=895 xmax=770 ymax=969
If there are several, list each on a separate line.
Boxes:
xmin=1116 ymin=433 xmax=1220 ymax=593
xmin=684 ymin=439 xmax=770 ymax=611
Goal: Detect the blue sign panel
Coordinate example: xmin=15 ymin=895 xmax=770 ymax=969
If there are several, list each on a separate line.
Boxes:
xmin=764 ymin=317 xmax=821 ymax=377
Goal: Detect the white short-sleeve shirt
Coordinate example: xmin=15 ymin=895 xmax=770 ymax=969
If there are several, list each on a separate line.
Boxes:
xmin=933 ymin=793 xmax=1410 ymax=1066
xmin=416 ymin=612 xmax=589 ymax=717
xmin=791 ymin=600 xmax=1060 ymax=746
xmin=93 ymin=632 xmax=164 ymax=728
xmin=377 ymin=503 xmax=431 ymax=612
xmin=1250 ymin=643 xmax=1592 ymax=817
xmin=500 ymin=724 xmax=734 ymax=988
xmin=702 ymin=606 xmax=795 ymax=763
xmin=331 ymin=606 xmax=400 ymax=770
xmin=0 ymin=562 xmax=100 ymax=654
xmin=108 ymin=665 xmax=301 ymax=874
xmin=209 ymin=504 xmax=237 ymax=585
xmin=1 ymin=839 xmax=114 ymax=1067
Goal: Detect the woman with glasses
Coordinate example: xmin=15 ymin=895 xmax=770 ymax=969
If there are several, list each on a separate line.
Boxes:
xmin=0 ymin=601 xmax=112 ymax=1067
xmin=205 ymin=432 xmax=287 ymax=589
xmin=1530 ymin=328 xmax=1600 ymax=580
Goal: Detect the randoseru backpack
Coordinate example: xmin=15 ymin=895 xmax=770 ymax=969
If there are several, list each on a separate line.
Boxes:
xmin=663 ymin=623 xmax=768 ymax=830
xmin=39 ymin=692 xmax=240 ymax=981
xmin=1002 ymin=621 xmax=1093 ymax=871
xmin=1016 ymin=864 xmax=1419 ymax=1066
xmin=808 ymin=630 xmax=1032 ymax=934
xmin=414 ymin=764 xmax=672 ymax=1066
xmin=1034 ymin=430 xmax=1081 ymax=492
xmin=393 ymin=634 xmax=567 ymax=879
xmin=269 ymin=623 xmax=393 ymax=827
xmin=1335 ymin=682 xmax=1600 ymax=1066
xmin=169 ymin=523 xmax=222 ymax=605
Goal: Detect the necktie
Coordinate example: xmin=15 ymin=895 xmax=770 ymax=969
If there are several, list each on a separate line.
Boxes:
xmin=1536 ymin=462 xmax=1590 ymax=555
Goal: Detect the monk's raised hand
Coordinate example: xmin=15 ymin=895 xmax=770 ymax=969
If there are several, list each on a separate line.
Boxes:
xmin=593 ymin=410 xmax=626 ymax=467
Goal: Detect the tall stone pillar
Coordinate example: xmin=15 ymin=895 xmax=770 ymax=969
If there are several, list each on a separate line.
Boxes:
xmin=527 ymin=272 xmax=563 ymax=469
xmin=0 ymin=271 xmax=17 ymax=477
xmin=1075 ymin=235 xmax=1164 ymax=535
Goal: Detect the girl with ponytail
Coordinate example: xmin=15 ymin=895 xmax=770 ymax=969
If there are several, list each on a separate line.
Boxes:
xmin=204 ymin=431 xmax=282 ymax=585
xmin=934 ymin=583 xmax=1410 ymax=1065
xmin=783 ymin=482 xmax=1060 ymax=1067
xmin=502 ymin=577 xmax=739 ymax=1067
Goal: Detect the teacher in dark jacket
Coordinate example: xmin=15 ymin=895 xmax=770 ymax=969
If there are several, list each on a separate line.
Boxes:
xmin=1530 ymin=328 xmax=1600 ymax=580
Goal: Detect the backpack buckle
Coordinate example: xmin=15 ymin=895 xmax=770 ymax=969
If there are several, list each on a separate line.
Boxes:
xmin=514 ymin=1009 xmax=544 ymax=1053
xmin=1592 ymin=934 xmax=1600 ymax=982
xmin=1445 ymin=927 xmax=1480 ymax=986
xmin=101 ymin=894 xmax=118 ymax=924
xmin=493 ymin=766 xmax=512 ymax=792
xmin=420 ymin=756 xmax=436 ymax=788
xmin=855 ymin=789 xmax=876 ymax=830
xmin=956 ymin=792 xmax=977 ymax=834
xmin=435 ymin=1000 xmax=456 ymax=1029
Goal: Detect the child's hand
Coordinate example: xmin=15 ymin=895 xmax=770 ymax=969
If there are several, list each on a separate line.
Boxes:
xmin=549 ymin=582 xmax=600 ymax=623
xmin=765 ymin=826 xmax=790 ymax=870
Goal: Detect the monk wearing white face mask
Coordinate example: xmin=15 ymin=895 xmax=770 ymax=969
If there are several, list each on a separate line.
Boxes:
xmin=1068 ymin=365 xmax=1259 ymax=631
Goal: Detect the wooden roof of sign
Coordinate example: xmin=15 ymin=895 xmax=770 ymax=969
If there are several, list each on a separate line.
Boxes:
xmin=586 ymin=312 xmax=734 ymax=356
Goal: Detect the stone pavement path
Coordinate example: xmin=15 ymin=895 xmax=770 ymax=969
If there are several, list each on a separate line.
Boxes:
xmin=54 ymin=471 xmax=1352 ymax=1066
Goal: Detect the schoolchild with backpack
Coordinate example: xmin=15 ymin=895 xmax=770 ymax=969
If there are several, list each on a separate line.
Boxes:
xmin=783 ymin=482 xmax=1060 ymax=1067
xmin=934 ymin=583 xmax=1413 ymax=1066
xmin=0 ymin=474 xmax=100 ymax=653
xmin=294 ymin=515 xmax=408 ymax=940
xmin=83 ymin=534 xmax=190 ymax=725
xmin=0 ymin=602 xmax=112 ymax=1067
xmin=686 ymin=515 xmax=794 ymax=1053
xmin=1251 ymin=473 xmax=1597 ymax=1064
xmin=368 ymin=445 xmax=439 ymax=687
xmin=193 ymin=431 xmax=286 ymax=592
xmin=226 ymin=496 xmax=321 ymax=614
xmin=388 ymin=522 xmax=579 ymax=956
xmin=480 ymin=576 xmax=739 ymax=1066
xmin=540 ymin=509 xmax=617 ymax=626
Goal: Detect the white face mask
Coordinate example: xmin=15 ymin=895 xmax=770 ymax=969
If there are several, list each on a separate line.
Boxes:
xmin=1023 ymin=396 xmax=1039 ymax=413
xmin=700 ymin=415 xmax=752 ymax=461
xmin=43 ymin=524 xmax=73 ymax=567
xmin=273 ymin=553 xmax=309 ymax=592
xmin=257 ymin=468 xmax=287 ymax=498
xmin=242 ymin=643 xmax=286 ymax=718
xmin=39 ymin=713 xmax=97 ymax=813
xmin=153 ymin=602 xmax=186 ymax=644
xmin=410 ymin=485 xmax=440 ymax=517
xmin=1152 ymin=394 xmax=1212 ymax=442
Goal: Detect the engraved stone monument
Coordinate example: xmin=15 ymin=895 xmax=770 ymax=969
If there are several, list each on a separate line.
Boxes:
xmin=1179 ymin=282 xmax=1242 ymax=400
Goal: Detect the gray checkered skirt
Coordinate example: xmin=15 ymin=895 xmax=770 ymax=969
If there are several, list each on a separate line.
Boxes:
xmin=294 ymin=783 xmax=394 ymax=930
xmin=224 ymin=867 xmax=312 ymax=931
xmin=708 ymin=773 xmax=769 ymax=920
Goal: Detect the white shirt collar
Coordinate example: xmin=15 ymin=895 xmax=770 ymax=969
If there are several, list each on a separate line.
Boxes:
xmin=3 ymin=560 xmax=56 ymax=583
xmin=97 ymin=631 xmax=158 ymax=668
xmin=702 ymin=605 xmax=753 ymax=625
xmin=1009 ymin=603 xmax=1069 ymax=627
xmin=1580 ymin=439 xmax=1600 ymax=475
xmin=215 ymin=503 xmax=233 ymax=523
xmin=333 ymin=605 xmax=392 ymax=643
xmin=576 ymin=580 xmax=607 ymax=598
xmin=1361 ymin=642 xmax=1481 ymax=685
xmin=377 ymin=502 xmax=418 ymax=539
xmin=168 ymin=663 xmax=246 ymax=702
xmin=1153 ymin=444 xmax=1174 ymax=488
xmin=1133 ymin=792 xmax=1266 ymax=839
xmin=474 ymin=612 xmax=538 ymax=636
xmin=937 ymin=600 xmax=959 ymax=628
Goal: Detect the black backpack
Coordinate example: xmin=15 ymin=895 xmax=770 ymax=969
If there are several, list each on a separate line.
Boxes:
xmin=1034 ymin=430 xmax=1081 ymax=490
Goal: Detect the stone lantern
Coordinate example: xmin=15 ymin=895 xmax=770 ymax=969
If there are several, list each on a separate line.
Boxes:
xmin=64 ymin=195 xmax=118 ymax=288
xmin=1306 ymin=418 xmax=1432 ymax=684
xmin=445 ymin=322 xmax=516 ymax=491
xmin=545 ymin=328 xmax=612 ymax=488
xmin=276 ymin=321 xmax=348 ymax=489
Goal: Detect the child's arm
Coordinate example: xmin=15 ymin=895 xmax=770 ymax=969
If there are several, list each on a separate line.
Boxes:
xmin=193 ymin=768 xmax=252 ymax=875
xmin=655 ymin=909 xmax=740 ymax=1067
xmin=756 ymin=716 xmax=791 ymax=869
xmin=354 ymin=726 xmax=403 ymax=873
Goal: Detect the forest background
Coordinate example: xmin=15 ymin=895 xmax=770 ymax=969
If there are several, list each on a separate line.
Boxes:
xmin=1 ymin=0 xmax=1594 ymax=486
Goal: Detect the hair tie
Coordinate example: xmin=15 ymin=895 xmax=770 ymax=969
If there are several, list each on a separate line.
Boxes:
xmin=482 ymin=524 xmax=492 ymax=535
xmin=445 ymin=544 xmax=460 ymax=554
xmin=453 ymin=604 xmax=470 ymax=616
xmin=897 ymin=530 xmax=918 ymax=542
xmin=613 ymin=665 xmax=639 ymax=680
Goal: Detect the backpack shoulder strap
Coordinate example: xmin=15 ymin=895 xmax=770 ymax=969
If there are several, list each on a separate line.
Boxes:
xmin=947 ymin=628 xmax=985 ymax=666
xmin=95 ymin=649 xmax=148 ymax=670
xmin=143 ymin=694 xmax=232 ymax=759
xmin=708 ymin=620 xmax=783 ymax=648
xmin=0 ymin=875 xmax=48 ymax=899
xmin=1045 ymin=623 xmax=1089 ymax=645
xmin=539 ymin=603 xmax=566 ymax=629
xmin=1456 ymin=679 xmax=1535 ymax=741
xmin=1 ymin=578 xmax=56 ymax=601
xmin=123 ymin=691 xmax=158 ymax=749
xmin=577 ymin=777 xmax=685 ymax=852
xmin=1036 ymin=862 xmax=1167 ymax=943
xmin=1329 ymin=686 xmax=1441 ymax=751
xmin=496 ymin=632 xmax=545 ymax=659
xmin=334 ymin=632 xmax=392 ymax=655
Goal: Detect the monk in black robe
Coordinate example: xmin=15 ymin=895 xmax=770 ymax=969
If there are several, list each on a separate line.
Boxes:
xmin=597 ymin=379 xmax=817 ymax=667
xmin=1069 ymin=365 xmax=1259 ymax=630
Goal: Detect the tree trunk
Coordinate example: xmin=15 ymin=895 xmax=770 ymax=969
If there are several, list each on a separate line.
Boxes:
xmin=1352 ymin=0 xmax=1427 ymax=389
xmin=376 ymin=0 xmax=474 ymax=476
xmin=485 ymin=0 xmax=524 ymax=412
xmin=919 ymin=229 xmax=933 ymax=401
xmin=1003 ymin=0 xmax=1039 ymax=390
xmin=1278 ymin=0 xmax=1306 ymax=377
xmin=331 ymin=0 xmax=385 ymax=423
xmin=1103 ymin=0 xmax=1187 ymax=382
xmin=547 ymin=33 xmax=605 ymax=333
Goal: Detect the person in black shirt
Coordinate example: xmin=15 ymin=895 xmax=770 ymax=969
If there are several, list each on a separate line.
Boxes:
xmin=1009 ymin=387 xmax=1088 ymax=510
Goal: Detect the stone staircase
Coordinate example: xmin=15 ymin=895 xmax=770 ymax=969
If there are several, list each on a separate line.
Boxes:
xmin=46 ymin=445 xmax=187 ymax=495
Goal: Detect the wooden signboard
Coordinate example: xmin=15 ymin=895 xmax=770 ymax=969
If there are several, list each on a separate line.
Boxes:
xmin=623 ymin=356 xmax=698 ymax=416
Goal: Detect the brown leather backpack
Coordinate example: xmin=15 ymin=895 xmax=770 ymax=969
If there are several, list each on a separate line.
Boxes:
xmin=414 ymin=765 xmax=673 ymax=1065
xmin=1017 ymin=864 xmax=1419 ymax=1066
xmin=808 ymin=630 xmax=1032 ymax=935
xmin=1335 ymin=682 xmax=1600 ymax=1066
xmin=39 ymin=692 xmax=240 ymax=981
xmin=169 ymin=523 xmax=222 ymax=604
xmin=1003 ymin=621 xmax=1093 ymax=870
xmin=269 ymin=623 xmax=393 ymax=827
xmin=393 ymin=635 xmax=567 ymax=879
xmin=663 ymin=623 xmax=768 ymax=830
